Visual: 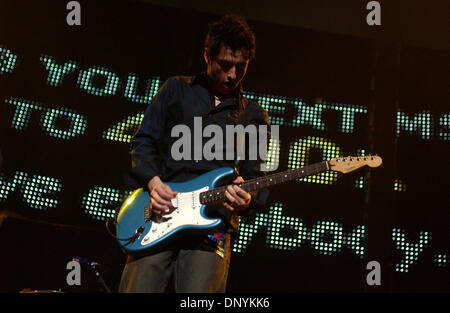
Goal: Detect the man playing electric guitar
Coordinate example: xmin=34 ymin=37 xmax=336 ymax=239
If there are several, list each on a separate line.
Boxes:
xmin=119 ymin=15 xmax=270 ymax=293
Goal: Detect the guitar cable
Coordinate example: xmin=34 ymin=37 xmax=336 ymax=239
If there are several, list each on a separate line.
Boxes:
xmin=105 ymin=207 xmax=143 ymax=243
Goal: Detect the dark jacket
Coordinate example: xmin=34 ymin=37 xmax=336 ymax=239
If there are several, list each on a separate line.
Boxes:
xmin=126 ymin=73 xmax=270 ymax=230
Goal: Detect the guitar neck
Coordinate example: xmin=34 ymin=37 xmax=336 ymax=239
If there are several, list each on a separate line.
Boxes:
xmin=200 ymin=161 xmax=330 ymax=205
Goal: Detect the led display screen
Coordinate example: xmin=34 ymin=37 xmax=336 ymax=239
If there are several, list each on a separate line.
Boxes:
xmin=0 ymin=0 xmax=447 ymax=292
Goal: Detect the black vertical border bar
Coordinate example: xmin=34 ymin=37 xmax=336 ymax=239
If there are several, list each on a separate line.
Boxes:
xmin=361 ymin=38 xmax=379 ymax=292
xmin=365 ymin=39 xmax=402 ymax=293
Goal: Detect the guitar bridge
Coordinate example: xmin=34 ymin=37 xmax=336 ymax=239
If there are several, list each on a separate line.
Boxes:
xmin=144 ymin=204 xmax=151 ymax=222
xmin=144 ymin=204 xmax=171 ymax=223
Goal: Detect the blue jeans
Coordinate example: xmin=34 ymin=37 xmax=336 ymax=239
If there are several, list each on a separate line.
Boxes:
xmin=118 ymin=234 xmax=231 ymax=293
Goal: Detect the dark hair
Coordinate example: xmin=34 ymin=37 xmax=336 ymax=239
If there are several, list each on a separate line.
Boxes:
xmin=205 ymin=15 xmax=256 ymax=61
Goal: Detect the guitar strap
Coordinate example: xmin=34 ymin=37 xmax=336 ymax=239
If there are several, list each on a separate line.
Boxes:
xmin=234 ymin=95 xmax=248 ymax=175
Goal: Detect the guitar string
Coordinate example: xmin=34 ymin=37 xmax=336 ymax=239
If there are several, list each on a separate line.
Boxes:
xmin=160 ymin=161 xmax=332 ymax=205
xmin=154 ymin=157 xmax=377 ymax=207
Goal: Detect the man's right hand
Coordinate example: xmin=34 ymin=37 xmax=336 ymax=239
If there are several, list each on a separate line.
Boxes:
xmin=147 ymin=176 xmax=178 ymax=215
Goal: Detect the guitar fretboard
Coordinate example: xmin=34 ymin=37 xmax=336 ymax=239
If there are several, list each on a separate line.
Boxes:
xmin=199 ymin=161 xmax=329 ymax=205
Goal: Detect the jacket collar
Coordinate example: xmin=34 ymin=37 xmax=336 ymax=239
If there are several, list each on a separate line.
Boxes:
xmin=191 ymin=72 xmax=245 ymax=110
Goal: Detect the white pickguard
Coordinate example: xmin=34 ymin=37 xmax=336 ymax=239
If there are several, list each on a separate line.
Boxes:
xmin=140 ymin=186 xmax=220 ymax=246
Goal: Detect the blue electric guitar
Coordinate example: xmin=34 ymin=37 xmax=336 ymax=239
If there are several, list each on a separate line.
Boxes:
xmin=115 ymin=155 xmax=382 ymax=255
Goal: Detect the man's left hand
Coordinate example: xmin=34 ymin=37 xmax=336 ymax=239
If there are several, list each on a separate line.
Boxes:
xmin=224 ymin=176 xmax=251 ymax=212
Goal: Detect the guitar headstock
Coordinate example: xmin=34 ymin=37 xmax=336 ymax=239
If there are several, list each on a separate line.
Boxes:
xmin=329 ymin=155 xmax=382 ymax=174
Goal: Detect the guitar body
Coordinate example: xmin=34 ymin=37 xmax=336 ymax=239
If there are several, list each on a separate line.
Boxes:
xmin=115 ymin=167 xmax=236 ymax=255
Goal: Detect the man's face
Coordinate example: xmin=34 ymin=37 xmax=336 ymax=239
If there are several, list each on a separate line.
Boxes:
xmin=204 ymin=44 xmax=249 ymax=98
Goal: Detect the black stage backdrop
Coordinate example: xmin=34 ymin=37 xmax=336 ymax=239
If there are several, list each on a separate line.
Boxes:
xmin=0 ymin=0 xmax=448 ymax=293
